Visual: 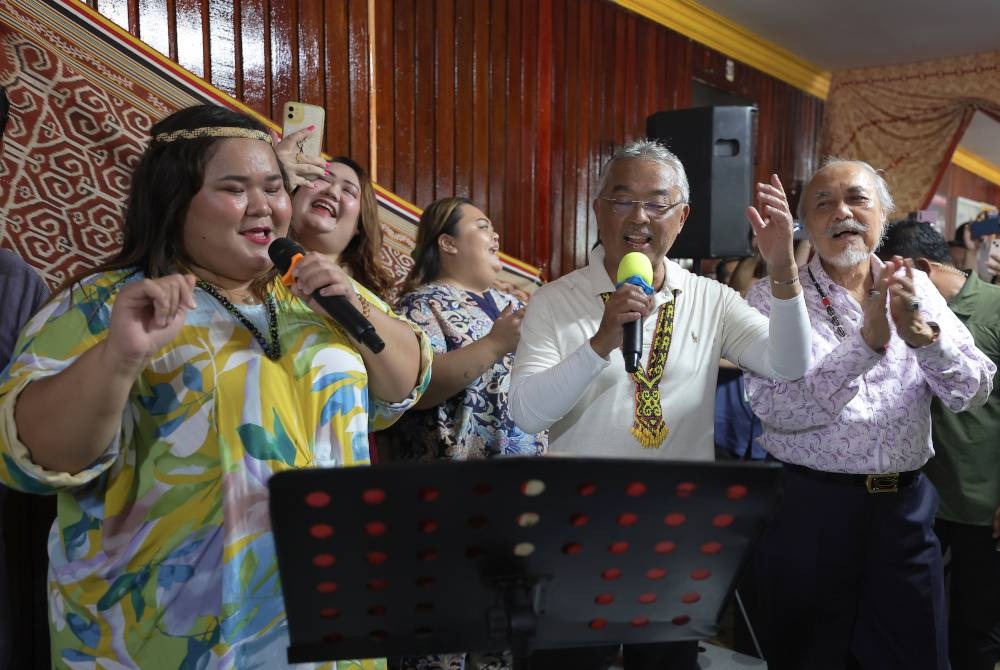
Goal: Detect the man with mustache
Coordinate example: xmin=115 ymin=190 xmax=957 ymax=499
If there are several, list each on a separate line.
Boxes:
xmin=743 ymin=159 xmax=996 ymax=670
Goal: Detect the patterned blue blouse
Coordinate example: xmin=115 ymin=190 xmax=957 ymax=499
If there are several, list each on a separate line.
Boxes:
xmin=379 ymin=282 xmax=546 ymax=461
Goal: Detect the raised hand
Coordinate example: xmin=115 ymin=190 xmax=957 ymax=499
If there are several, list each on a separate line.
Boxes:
xmin=106 ymin=274 xmax=197 ymax=363
xmin=271 ymin=127 xmax=327 ymax=189
xmin=747 ymin=174 xmax=796 ymax=272
xmin=589 ymin=283 xmax=652 ymax=359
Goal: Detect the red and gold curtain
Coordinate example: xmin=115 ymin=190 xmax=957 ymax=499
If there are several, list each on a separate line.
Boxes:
xmin=822 ymin=51 xmax=1000 ymax=214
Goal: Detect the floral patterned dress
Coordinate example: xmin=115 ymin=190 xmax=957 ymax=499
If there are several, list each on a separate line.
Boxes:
xmin=0 ymin=269 xmax=432 ymax=669
xmin=378 ymin=282 xmax=546 ymax=464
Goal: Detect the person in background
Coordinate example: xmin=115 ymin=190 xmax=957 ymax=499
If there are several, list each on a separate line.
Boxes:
xmin=0 ymin=84 xmax=54 ymax=670
xmin=877 ymin=219 xmax=1000 ymax=670
xmin=744 ymin=158 xmax=995 ymax=670
xmin=380 ymin=197 xmax=546 ymax=463
xmin=0 ymin=104 xmax=430 ymax=668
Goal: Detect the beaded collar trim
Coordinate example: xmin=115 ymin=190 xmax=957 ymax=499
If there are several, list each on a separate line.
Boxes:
xmin=196 ymin=280 xmax=282 ymax=360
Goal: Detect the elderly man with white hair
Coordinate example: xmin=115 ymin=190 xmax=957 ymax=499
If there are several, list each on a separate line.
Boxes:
xmin=744 ymin=159 xmax=996 ymax=670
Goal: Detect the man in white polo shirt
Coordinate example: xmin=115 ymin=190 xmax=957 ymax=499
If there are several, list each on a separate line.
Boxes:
xmin=508 ymin=138 xmax=812 ymax=669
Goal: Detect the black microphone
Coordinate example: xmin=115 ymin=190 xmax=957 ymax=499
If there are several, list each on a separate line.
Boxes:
xmin=616 ymin=252 xmax=655 ymax=373
xmin=268 ymin=238 xmax=385 ymax=353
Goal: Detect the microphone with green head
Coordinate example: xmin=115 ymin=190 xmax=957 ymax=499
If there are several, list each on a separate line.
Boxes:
xmin=616 ymin=251 xmax=654 ymax=373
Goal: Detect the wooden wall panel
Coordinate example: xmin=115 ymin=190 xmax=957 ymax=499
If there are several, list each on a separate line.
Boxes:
xmin=86 ymin=0 xmax=829 ymax=280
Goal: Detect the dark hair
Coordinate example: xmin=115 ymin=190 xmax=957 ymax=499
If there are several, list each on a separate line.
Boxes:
xmin=327 ymin=156 xmax=394 ymax=300
xmin=400 ymin=197 xmax=474 ymax=296
xmin=80 ymin=104 xmax=288 ymax=292
xmin=876 ymin=220 xmax=951 ymax=265
xmin=0 ymin=86 xmax=9 ymax=139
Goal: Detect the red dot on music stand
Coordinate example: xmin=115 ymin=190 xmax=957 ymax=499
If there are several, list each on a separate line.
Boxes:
xmin=691 ymin=569 xmax=711 ymax=581
xmin=367 ymin=579 xmax=388 ymax=591
xmin=417 ymin=548 xmax=437 ymax=562
xmin=713 ymin=514 xmax=734 ymax=528
xmin=595 ymin=593 xmax=614 ymax=605
xmin=467 ymin=515 xmax=489 ymax=529
xmin=312 ymin=553 xmax=336 ymax=568
xmin=323 ymin=632 xmax=342 ymax=643
xmin=589 ymin=618 xmax=608 ymax=630
xmin=370 ymin=630 xmax=387 ymax=641
xmin=361 ymin=488 xmax=386 ymax=505
xmin=727 ymin=484 xmax=748 ymax=500
xmin=601 ymin=568 xmax=622 ymax=581
xmin=474 ymin=483 xmax=492 ymax=496
xmin=631 ymin=617 xmax=650 ymax=627
xmin=654 ymin=541 xmax=677 ymax=554
xmin=316 ymin=581 xmax=338 ymax=594
xmin=646 ymin=568 xmax=668 ymax=580
xmin=368 ymin=605 xmax=387 ymax=616
xmin=419 ymin=487 xmax=440 ymax=502
xmin=465 ymin=546 xmax=484 ymax=559
xmin=365 ymin=551 xmax=388 ymax=566
xmin=638 ymin=592 xmax=657 ymax=604
xmin=305 ymin=491 xmax=331 ymax=508
xmin=672 ymin=615 xmax=691 ymax=626
xmin=625 ymin=481 xmax=647 ymax=497
xmin=664 ymin=513 xmax=686 ymax=527
xmin=320 ymin=607 xmax=339 ymax=619
xmin=676 ymin=482 xmax=697 ymax=497
xmin=419 ymin=519 xmax=439 ymax=534
xmin=609 ymin=541 xmax=630 ymax=554
xmin=570 ymin=513 xmax=590 ymax=527
xmin=562 ymin=542 xmax=583 ymax=555
xmin=578 ymin=482 xmax=598 ymax=496
xmin=309 ymin=523 xmax=334 ymax=539
xmin=701 ymin=541 xmax=723 ymax=555
xmin=681 ymin=592 xmax=702 ymax=604
xmin=617 ymin=513 xmax=638 ymax=527
xmin=365 ymin=521 xmax=387 ymax=536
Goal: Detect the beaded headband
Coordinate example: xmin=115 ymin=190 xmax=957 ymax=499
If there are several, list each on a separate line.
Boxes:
xmin=152 ymin=127 xmax=272 ymax=144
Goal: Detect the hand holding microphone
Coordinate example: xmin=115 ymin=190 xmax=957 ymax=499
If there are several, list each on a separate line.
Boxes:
xmin=590 ymin=252 xmax=654 ymax=371
xmin=269 ymin=238 xmax=385 ymax=353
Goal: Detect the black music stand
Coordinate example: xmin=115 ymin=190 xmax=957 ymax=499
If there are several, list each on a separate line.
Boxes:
xmin=268 ymin=457 xmax=782 ymax=668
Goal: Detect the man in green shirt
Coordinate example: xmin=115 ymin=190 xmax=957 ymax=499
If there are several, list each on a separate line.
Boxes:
xmin=879 ymin=219 xmax=1000 ymax=670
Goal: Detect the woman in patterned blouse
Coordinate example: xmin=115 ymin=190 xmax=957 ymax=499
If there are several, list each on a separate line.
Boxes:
xmin=0 ymin=104 xmax=431 ymax=669
xmin=378 ymin=197 xmax=546 ymax=462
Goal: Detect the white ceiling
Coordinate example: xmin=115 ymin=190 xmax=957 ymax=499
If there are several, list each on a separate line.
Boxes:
xmin=695 ymin=0 xmax=1000 ymax=168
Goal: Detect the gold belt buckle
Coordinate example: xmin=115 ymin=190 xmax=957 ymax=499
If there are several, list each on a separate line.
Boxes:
xmin=865 ymin=473 xmax=899 ymax=494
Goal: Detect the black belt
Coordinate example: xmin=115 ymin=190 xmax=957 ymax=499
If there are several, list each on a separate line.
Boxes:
xmin=781 ymin=461 xmax=920 ymax=494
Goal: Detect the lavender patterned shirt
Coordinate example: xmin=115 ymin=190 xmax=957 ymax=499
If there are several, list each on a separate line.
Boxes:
xmin=745 ymin=254 xmax=995 ymax=474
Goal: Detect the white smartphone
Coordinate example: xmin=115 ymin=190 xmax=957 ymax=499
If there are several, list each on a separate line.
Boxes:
xmin=281 ymin=101 xmax=325 ymax=157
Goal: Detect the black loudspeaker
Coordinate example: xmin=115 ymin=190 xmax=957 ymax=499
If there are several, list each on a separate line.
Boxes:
xmin=646 ymin=106 xmax=756 ymax=259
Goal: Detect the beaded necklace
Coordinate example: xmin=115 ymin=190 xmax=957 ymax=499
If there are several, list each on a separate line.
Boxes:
xmin=196 ymin=280 xmax=282 ymax=360
xmin=806 ymin=267 xmax=847 ymax=339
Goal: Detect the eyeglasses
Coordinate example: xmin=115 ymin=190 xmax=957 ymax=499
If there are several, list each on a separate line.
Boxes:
xmin=600 ymin=197 xmax=685 ymax=220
